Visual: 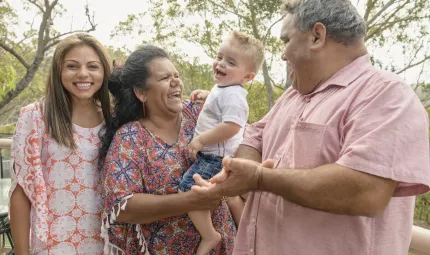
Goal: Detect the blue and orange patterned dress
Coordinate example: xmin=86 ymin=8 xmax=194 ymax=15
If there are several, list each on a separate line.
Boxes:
xmin=101 ymin=101 xmax=236 ymax=254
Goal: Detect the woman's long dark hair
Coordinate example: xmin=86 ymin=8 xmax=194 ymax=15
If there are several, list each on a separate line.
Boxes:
xmin=101 ymin=45 xmax=169 ymax=157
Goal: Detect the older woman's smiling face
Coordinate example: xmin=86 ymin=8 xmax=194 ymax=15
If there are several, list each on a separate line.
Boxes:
xmin=143 ymin=57 xmax=184 ymax=117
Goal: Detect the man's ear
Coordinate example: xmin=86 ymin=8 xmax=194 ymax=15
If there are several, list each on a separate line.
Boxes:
xmin=243 ymin=72 xmax=256 ymax=83
xmin=311 ymin=22 xmax=327 ymax=51
xmin=134 ymin=87 xmax=146 ymax=103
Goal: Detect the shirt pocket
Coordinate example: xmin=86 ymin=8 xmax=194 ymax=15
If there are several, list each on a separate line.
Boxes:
xmin=278 ymin=117 xmax=327 ymax=169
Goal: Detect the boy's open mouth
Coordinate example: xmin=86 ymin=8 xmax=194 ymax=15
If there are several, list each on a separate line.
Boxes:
xmin=216 ymin=70 xmax=226 ymax=76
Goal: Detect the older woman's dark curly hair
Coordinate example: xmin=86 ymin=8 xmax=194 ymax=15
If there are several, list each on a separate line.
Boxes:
xmin=101 ymin=45 xmax=169 ymax=158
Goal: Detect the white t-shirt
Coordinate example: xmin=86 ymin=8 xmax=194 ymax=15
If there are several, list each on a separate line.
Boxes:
xmin=194 ymin=84 xmax=249 ymax=157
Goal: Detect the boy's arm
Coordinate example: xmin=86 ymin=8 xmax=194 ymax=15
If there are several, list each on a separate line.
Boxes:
xmin=199 ymin=121 xmax=241 ymax=145
xmin=188 ymin=122 xmax=241 ymax=157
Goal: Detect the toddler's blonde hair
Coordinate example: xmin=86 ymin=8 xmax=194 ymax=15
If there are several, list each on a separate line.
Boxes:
xmin=226 ymin=31 xmax=265 ymax=73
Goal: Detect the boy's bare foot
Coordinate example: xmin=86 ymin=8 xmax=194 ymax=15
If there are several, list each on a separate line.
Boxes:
xmin=196 ymin=231 xmax=221 ymax=255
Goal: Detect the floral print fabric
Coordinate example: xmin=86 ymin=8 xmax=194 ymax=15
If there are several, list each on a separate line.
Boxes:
xmin=102 ymin=100 xmax=236 ymax=254
xmin=9 ymin=101 xmax=104 ymax=254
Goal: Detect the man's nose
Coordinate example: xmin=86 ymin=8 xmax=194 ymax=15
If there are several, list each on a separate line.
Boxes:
xmin=281 ymin=52 xmax=287 ymax=61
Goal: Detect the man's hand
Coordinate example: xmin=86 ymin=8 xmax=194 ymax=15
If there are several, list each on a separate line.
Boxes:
xmin=192 ymin=157 xmax=274 ymax=197
xmin=210 ymin=158 xmax=274 ymax=184
xmin=190 ymin=90 xmax=210 ymax=103
xmin=188 ymin=136 xmax=204 ymax=159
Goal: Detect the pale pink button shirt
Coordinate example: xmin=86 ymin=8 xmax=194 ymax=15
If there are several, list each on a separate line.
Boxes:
xmin=236 ymin=55 xmax=430 ymax=255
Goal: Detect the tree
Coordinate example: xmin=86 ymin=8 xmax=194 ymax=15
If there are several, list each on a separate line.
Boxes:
xmin=0 ymin=0 xmax=97 ymax=110
xmin=0 ymin=55 xmax=49 ymax=128
xmin=113 ymin=0 xmax=429 ymax=107
xmin=361 ymin=0 xmax=430 ymax=101
xmin=113 ymin=0 xmax=285 ymax=109
xmin=171 ymin=55 xmax=215 ymax=95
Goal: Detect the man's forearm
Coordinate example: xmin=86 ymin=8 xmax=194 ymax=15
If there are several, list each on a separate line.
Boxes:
xmin=259 ymin=163 xmax=397 ymax=217
xmin=235 ymin=144 xmax=261 ymax=162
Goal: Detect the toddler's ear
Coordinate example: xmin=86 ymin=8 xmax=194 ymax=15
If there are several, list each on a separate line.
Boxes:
xmin=244 ymin=72 xmax=256 ymax=82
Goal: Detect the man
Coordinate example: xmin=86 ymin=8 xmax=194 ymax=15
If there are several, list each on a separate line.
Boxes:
xmin=193 ymin=0 xmax=430 ymax=254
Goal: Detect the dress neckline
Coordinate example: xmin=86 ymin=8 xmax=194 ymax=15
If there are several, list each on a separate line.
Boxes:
xmin=137 ymin=117 xmax=184 ymax=147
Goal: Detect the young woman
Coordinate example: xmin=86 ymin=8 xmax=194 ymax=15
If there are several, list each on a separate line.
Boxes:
xmin=9 ymin=33 xmax=111 ymax=255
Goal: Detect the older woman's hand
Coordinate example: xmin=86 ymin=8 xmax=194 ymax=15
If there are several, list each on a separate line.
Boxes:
xmin=192 ymin=158 xmax=275 ymax=197
xmin=190 ymin=89 xmax=210 ymax=103
xmin=187 ymin=177 xmax=224 ymax=211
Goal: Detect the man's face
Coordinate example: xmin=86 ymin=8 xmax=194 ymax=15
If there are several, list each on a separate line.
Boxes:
xmin=280 ymin=14 xmax=315 ymax=94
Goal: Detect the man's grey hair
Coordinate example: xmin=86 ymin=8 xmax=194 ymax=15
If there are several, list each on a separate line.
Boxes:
xmin=282 ymin=0 xmax=366 ymax=45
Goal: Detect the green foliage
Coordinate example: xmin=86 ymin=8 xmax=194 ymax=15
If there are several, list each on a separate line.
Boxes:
xmin=111 ymin=0 xmax=286 ymax=108
xmin=171 ymin=55 xmax=214 ymax=95
xmin=245 ymin=81 xmax=283 ymax=123
xmin=364 ymin=0 xmax=430 ymax=86
xmin=415 ymin=193 xmax=430 ymax=226
xmin=0 ymin=56 xmax=48 ymax=126
xmin=0 ymin=61 xmax=16 ymax=99
xmin=414 ymin=108 xmax=430 ymax=228
xmin=106 ymin=46 xmax=129 ymax=64
xmin=0 ymin=0 xmax=97 ymax=111
xmin=0 ymin=123 xmax=14 ymax=135
xmin=0 ymin=2 xmax=18 ymax=37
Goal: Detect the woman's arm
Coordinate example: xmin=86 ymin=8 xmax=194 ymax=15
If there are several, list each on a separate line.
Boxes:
xmin=10 ymin=184 xmax=31 ymax=255
xmin=116 ymin=188 xmax=221 ymax=224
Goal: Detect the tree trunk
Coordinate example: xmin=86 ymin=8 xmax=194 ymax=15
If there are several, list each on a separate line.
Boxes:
xmin=262 ymin=61 xmax=274 ymax=109
xmin=0 ymin=1 xmax=97 ymax=111
xmin=0 ymin=56 xmax=43 ymax=110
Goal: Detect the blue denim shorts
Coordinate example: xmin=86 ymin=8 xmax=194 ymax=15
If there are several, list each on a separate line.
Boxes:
xmin=179 ymin=152 xmax=223 ymax=192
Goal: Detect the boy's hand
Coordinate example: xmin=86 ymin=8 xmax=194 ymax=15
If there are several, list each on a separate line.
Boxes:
xmin=190 ymin=90 xmax=210 ymax=103
xmin=188 ymin=137 xmax=204 ymax=159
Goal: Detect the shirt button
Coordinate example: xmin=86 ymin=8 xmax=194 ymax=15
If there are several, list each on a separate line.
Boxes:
xmin=251 ymin=218 xmax=256 ymax=223
xmin=250 ymin=248 xmax=254 ymax=253
xmin=274 ymin=154 xmax=281 ymax=160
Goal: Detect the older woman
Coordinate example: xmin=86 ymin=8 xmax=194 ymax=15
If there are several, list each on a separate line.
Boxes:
xmin=100 ymin=45 xmax=236 ymax=254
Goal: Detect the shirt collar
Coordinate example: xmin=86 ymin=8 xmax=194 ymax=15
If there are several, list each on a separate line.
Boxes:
xmin=309 ymin=54 xmax=372 ymax=95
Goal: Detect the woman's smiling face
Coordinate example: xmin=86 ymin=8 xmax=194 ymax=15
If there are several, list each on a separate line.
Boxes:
xmin=142 ymin=57 xmax=184 ymax=117
xmin=61 ymin=45 xmax=104 ymax=104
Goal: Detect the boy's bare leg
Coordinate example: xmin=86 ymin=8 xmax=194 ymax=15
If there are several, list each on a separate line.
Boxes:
xmin=226 ymin=196 xmax=245 ymax=227
xmin=188 ymin=210 xmax=221 ymax=255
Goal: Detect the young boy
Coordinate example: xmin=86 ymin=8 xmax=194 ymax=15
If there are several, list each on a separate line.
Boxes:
xmin=178 ymin=31 xmax=265 ymax=255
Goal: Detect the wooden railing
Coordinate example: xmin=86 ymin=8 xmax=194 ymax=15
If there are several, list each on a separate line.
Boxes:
xmin=0 ymin=138 xmax=429 ymax=253
xmin=0 ymin=138 xmax=12 ymax=149
xmin=410 ymin=225 xmax=430 ymax=255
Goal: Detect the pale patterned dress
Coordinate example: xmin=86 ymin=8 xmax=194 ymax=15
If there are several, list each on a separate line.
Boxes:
xmin=9 ymin=101 xmax=104 ymax=254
